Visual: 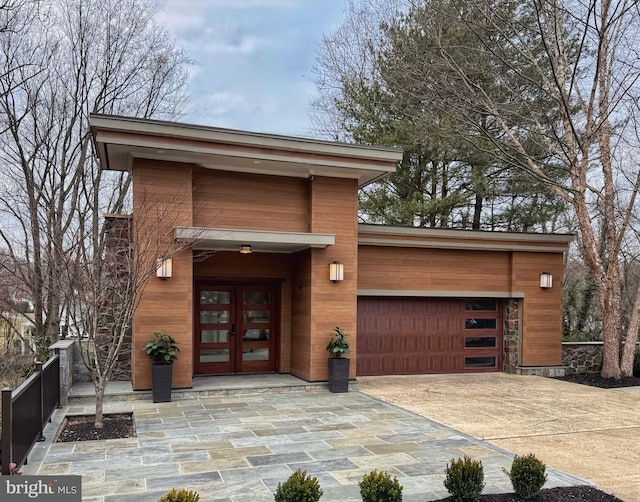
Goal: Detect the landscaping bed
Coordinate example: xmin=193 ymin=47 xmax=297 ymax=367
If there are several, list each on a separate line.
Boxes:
xmin=56 ymin=413 xmax=135 ymax=442
xmin=434 ymin=485 xmax=623 ymax=501
xmin=554 ymin=373 xmax=640 ymax=388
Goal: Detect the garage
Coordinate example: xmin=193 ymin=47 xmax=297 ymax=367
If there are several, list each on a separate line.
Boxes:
xmin=357 ymin=297 xmax=503 ymax=376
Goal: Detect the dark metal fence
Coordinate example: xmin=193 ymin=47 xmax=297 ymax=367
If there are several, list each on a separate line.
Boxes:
xmin=1 ymin=350 xmax=60 ymax=475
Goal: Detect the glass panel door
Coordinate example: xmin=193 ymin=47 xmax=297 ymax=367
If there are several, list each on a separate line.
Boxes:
xmin=194 ymin=282 xmax=277 ymax=374
xmin=239 ymin=286 xmax=275 ymax=373
xmin=194 ymin=285 xmax=234 ymax=374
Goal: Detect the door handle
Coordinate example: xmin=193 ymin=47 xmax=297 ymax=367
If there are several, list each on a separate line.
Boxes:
xmin=231 ymin=324 xmax=236 ymax=337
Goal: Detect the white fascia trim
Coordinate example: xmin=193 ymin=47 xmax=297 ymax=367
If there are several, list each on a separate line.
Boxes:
xmin=358 ymin=224 xmax=574 ymax=245
xmin=90 ymin=114 xmax=404 ymax=163
xmin=175 ymin=227 xmax=335 ymax=248
xmin=357 ymin=290 xmax=525 ymax=299
xmin=358 ymin=238 xmax=570 ymax=253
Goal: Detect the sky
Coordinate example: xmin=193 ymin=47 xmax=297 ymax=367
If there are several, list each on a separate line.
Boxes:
xmin=155 ymin=0 xmax=347 ymax=137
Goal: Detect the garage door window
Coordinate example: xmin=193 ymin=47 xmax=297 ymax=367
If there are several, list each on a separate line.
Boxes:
xmin=465 ymin=356 xmax=497 ymax=368
xmin=465 ymin=300 xmax=497 ymax=311
xmin=465 ymin=318 xmax=497 ymax=329
xmin=465 ymin=337 xmax=497 ymax=348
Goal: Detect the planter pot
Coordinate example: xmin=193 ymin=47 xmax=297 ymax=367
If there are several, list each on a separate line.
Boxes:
xmin=152 ymin=364 xmax=173 ymax=403
xmin=328 ymin=357 xmax=350 ymax=393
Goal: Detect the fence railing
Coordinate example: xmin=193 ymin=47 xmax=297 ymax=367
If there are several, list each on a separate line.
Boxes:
xmin=1 ymin=350 xmax=60 ymax=475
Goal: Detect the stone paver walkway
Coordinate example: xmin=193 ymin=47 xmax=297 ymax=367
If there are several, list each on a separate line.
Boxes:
xmin=23 ymin=390 xmax=585 ymax=501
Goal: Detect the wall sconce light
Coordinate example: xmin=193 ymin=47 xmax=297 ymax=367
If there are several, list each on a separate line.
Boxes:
xmin=240 ymin=244 xmax=252 ymax=254
xmin=540 ymin=272 xmax=553 ymax=289
xmin=156 ymin=258 xmax=172 ymax=280
xmin=329 ymin=261 xmax=344 ymax=282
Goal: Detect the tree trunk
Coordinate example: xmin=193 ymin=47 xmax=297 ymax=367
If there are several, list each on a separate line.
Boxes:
xmin=599 ymin=279 xmax=622 ymax=379
xmin=94 ymin=380 xmax=105 ymax=429
xmin=620 ymin=287 xmax=640 ymax=377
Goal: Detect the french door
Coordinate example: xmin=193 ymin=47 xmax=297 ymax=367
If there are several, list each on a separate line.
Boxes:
xmin=194 ymin=282 xmax=278 ymax=374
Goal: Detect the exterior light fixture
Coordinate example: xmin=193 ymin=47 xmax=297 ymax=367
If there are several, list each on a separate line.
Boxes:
xmin=240 ymin=244 xmax=252 ymax=254
xmin=539 ymin=272 xmax=553 ymax=289
xmin=329 ymin=261 xmax=344 ymax=282
xmin=156 ymin=258 xmax=172 ymax=280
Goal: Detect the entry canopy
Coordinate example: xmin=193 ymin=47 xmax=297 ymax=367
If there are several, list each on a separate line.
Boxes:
xmin=175 ymin=227 xmax=335 ymax=254
xmin=90 ymin=114 xmax=402 ymax=188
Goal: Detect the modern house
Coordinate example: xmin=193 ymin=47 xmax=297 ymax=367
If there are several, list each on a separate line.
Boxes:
xmin=90 ymin=114 xmax=572 ymax=391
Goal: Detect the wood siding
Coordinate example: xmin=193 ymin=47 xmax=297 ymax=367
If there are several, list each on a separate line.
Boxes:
xmin=192 ymin=168 xmax=308 ymax=232
xmin=512 ymin=252 xmax=564 ymax=366
xmin=290 ymin=249 xmax=312 ymax=379
xmin=132 ymin=160 xmax=193 ymax=390
xmin=308 ymin=177 xmax=359 ymax=381
xmin=358 ymin=246 xmax=511 ymax=292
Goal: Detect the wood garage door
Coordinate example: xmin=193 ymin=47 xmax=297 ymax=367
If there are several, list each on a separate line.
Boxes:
xmin=357 ymin=298 xmax=503 ymax=376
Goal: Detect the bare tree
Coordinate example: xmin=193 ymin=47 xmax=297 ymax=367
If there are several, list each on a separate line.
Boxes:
xmin=416 ymin=0 xmax=640 ymax=377
xmin=0 ymin=0 xmax=188 ymax=363
xmin=63 ymin=184 xmax=201 ymax=428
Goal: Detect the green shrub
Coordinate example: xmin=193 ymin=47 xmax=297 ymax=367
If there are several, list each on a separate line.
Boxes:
xmin=503 ymin=454 xmax=547 ymax=500
xmin=633 ymin=349 xmax=640 ymax=377
xmin=157 ymin=488 xmax=200 ymax=502
xmin=274 ymin=469 xmax=323 ymax=502
xmin=443 ymin=456 xmax=485 ymax=502
xmin=359 ymin=470 xmax=403 ymax=502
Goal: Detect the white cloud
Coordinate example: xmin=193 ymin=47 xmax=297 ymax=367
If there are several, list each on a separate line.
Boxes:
xmin=155 ymin=0 xmax=346 ymax=136
xmin=154 ymin=7 xmax=205 ymax=36
xmin=202 ymin=91 xmax=252 ymax=117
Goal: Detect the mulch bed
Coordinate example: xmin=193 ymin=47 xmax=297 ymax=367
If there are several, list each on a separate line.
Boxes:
xmin=56 ymin=413 xmax=136 ymax=442
xmin=435 ymin=486 xmax=623 ymax=501
xmin=554 ymin=372 xmax=640 ymax=388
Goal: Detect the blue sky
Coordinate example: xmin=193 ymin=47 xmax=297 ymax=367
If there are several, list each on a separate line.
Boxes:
xmin=155 ymin=0 xmax=347 ymax=137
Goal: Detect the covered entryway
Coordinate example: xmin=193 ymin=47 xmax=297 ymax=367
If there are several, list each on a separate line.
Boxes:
xmin=195 ymin=281 xmax=279 ymax=374
xmin=357 ymin=297 xmax=502 ymax=376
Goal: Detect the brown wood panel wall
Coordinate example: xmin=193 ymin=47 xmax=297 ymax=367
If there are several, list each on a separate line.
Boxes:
xmin=132 ymin=160 xmax=194 ymax=390
xmin=308 ymin=177 xmax=359 ymax=381
xmin=512 ymin=252 xmax=564 ymax=366
xmin=290 ymin=249 xmax=312 ymax=379
xmin=192 ymin=168 xmax=308 ymax=232
xmin=357 ymin=246 xmax=511 ymax=292
xmin=194 ymin=252 xmax=293 ymax=373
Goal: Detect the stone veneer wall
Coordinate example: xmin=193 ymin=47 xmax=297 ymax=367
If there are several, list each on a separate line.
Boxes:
xmin=73 ymin=336 xmax=132 ymax=383
xmin=49 ymin=339 xmax=75 ymax=405
xmin=562 ymin=342 xmax=603 ymax=374
xmin=503 ymin=299 xmax=521 ymax=374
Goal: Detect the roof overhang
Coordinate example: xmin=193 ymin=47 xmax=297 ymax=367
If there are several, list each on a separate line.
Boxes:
xmin=90 ymin=115 xmax=403 ymax=188
xmin=358 ymin=224 xmax=574 ymax=253
xmin=175 ymin=227 xmax=335 ymax=254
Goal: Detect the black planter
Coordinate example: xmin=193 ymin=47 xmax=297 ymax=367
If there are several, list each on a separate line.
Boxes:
xmin=328 ymin=357 xmax=350 ymax=393
xmin=152 ymin=364 xmax=173 ymax=403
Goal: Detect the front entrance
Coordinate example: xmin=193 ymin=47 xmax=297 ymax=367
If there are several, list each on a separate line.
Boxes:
xmin=194 ymin=281 xmax=278 ymax=374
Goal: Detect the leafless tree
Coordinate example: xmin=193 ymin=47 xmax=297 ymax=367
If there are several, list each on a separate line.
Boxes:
xmin=0 ymin=0 xmax=188 ymax=364
xmin=312 ymin=0 xmax=409 ymax=140
xmin=63 ymin=185 xmax=201 ymax=428
xmin=419 ymin=0 xmax=640 ymax=377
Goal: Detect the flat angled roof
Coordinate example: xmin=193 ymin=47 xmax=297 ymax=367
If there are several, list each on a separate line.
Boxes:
xmin=358 ymin=224 xmax=574 ymax=252
xmin=90 ymin=114 xmax=403 ymax=188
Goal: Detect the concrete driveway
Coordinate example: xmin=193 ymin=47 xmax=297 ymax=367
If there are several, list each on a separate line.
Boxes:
xmin=359 ymin=373 xmax=640 ymax=502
